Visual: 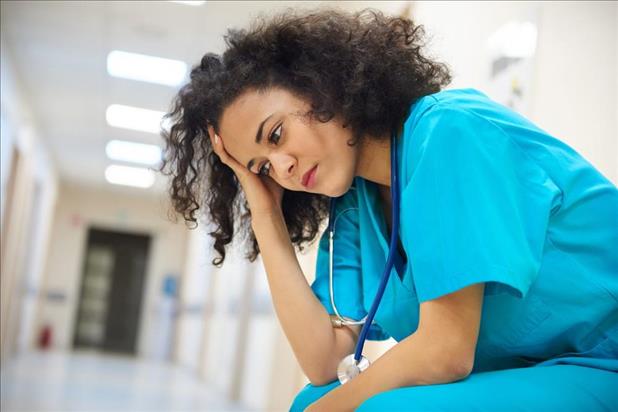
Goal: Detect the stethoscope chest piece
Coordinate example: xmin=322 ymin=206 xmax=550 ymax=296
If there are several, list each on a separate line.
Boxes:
xmin=337 ymin=354 xmax=370 ymax=384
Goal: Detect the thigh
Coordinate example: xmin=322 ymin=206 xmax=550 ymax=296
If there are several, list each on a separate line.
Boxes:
xmin=289 ymin=379 xmax=341 ymax=412
xmin=356 ymin=365 xmax=618 ymax=412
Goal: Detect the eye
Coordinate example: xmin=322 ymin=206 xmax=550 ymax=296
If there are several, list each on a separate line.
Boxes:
xmin=268 ymin=124 xmax=282 ymax=145
xmin=256 ymin=124 xmax=282 ymax=176
xmin=258 ymin=162 xmax=271 ymax=176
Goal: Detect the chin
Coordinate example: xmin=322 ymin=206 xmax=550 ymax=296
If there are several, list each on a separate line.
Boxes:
xmin=323 ymin=177 xmax=354 ymax=198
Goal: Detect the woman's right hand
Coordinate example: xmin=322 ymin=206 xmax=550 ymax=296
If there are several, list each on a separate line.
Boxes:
xmin=208 ymin=125 xmax=285 ymax=218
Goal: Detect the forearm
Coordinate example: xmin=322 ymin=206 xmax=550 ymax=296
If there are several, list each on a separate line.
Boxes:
xmin=251 ymin=212 xmax=336 ymax=382
xmin=308 ymin=330 xmax=472 ymax=411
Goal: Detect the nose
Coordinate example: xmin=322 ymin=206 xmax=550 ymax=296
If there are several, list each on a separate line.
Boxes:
xmin=269 ymin=152 xmax=296 ymax=180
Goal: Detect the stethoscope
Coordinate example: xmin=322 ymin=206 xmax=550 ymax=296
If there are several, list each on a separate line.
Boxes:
xmin=327 ymin=130 xmax=400 ymax=384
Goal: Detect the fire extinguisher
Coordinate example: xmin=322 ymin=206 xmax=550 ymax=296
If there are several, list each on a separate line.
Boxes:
xmin=38 ymin=324 xmax=52 ymax=349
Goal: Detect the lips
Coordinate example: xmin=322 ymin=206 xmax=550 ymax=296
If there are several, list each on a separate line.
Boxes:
xmin=302 ymin=165 xmax=318 ymax=188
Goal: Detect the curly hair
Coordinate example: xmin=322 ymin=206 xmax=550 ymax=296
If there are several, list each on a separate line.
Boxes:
xmin=160 ymin=7 xmax=451 ymax=266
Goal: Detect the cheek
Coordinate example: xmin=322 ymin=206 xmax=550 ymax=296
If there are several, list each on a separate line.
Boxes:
xmin=320 ymin=131 xmax=357 ymax=191
xmin=320 ymin=152 xmax=357 ymax=197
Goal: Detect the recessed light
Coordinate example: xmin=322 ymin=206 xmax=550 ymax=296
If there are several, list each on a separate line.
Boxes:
xmin=105 ymin=140 xmax=162 ymax=166
xmin=107 ymin=50 xmax=187 ymax=87
xmin=105 ymin=165 xmax=156 ymax=188
xmin=170 ymin=1 xmax=206 ymax=6
xmin=487 ymin=21 xmax=538 ymax=59
xmin=106 ymin=104 xmax=169 ymax=135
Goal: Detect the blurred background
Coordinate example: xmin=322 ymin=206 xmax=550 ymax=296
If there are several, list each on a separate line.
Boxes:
xmin=0 ymin=1 xmax=616 ymax=411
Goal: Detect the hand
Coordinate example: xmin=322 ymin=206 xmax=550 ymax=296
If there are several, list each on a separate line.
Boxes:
xmin=208 ymin=125 xmax=285 ymax=217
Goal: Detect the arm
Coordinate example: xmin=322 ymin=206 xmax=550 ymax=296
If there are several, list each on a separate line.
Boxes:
xmin=307 ymin=283 xmax=485 ymax=411
xmin=251 ymin=212 xmax=359 ymax=384
xmin=208 ymin=129 xmax=355 ymax=384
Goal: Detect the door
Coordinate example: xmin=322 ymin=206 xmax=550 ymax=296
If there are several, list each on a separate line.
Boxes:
xmin=73 ymin=228 xmax=151 ymax=355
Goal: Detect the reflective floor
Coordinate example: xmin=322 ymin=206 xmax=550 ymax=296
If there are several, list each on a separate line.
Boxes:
xmin=1 ymin=350 xmax=255 ymax=412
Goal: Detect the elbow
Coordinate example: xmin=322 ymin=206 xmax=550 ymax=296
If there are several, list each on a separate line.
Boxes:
xmin=437 ymin=353 xmax=474 ymax=382
xmin=420 ymin=334 xmax=475 ymax=383
xmin=306 ymin=366 xmax=338 ymax=387
xmin=308 ymin=375 xmax=336 ymax=387
xmin=304 ymin=358 xmax=340 ymax=387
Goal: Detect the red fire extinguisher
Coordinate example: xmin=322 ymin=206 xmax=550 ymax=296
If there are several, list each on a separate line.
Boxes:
xmin=38 ymin=324 xmax=52 ymax=349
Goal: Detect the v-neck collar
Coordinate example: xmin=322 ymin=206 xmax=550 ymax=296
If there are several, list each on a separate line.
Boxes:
xmin=357 ymin=133 xmax=407 ymax=276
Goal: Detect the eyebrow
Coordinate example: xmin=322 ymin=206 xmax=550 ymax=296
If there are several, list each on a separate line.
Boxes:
xmin=246 ymin=113 xmax=273 ymax=172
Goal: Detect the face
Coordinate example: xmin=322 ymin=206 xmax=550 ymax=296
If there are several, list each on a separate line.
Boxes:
xmin=218 ymin=87 xmax=360 ymax=197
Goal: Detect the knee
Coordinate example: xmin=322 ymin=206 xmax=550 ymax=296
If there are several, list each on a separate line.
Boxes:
xmin=356 ymin=388 xmax=434 ymax=412
xmin=289 ymin=380 xmax=341 ymax=412
xmin=356 ymin=393 xmax=387 ymax=412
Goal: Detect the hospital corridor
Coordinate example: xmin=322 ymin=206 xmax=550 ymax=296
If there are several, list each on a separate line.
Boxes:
xmin=1 ymin=1 xmax=616 ymax=411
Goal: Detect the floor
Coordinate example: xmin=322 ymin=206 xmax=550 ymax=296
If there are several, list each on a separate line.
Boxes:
xmin=0 ymin=350 xmax=255 ymax=412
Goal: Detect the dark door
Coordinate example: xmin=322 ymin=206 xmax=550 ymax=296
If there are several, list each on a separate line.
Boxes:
xmin=73 ymin=228 xmax=151 ymax=355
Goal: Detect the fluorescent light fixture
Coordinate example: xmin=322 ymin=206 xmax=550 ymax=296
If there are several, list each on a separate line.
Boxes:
xmin=105 ymin=140 xmax=162 ymax=166
xmin=487 ymin=21 xmax=538 ymax=59
xmin=170 ymin=1 xmax=206 ymax=5
xmin=106 ymin=104 xmax=170 ymax=134
xmin=107 ymin=50 xmax=187 ymax=87
xmin=105 ymin=165 xmax=155 ymax=188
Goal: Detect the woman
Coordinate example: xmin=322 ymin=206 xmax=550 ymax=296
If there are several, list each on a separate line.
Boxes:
xmin=160 ymin=8 xmax=618 ymax=411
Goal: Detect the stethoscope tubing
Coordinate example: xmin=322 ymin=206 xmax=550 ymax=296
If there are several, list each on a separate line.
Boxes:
xmin=327 ymin=130 xmax=400 ymax=363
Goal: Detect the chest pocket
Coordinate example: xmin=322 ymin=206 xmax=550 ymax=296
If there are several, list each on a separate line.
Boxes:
xmin=374 ymin=258 xmax=421 ymax=341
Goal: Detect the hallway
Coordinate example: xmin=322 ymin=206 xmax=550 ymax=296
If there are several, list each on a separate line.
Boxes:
xmin=0 ymin=351 xmax=255 ymax=412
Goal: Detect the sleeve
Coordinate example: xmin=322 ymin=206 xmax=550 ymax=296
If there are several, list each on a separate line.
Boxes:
xmin=402 ymin=106 xmax=562 ymax=303
xmin=310 ymin=186 xmax=391 ymax=341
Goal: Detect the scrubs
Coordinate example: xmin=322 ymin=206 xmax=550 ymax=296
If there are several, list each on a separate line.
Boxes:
xmin=291 ymin=89 xmax=618 ymax=411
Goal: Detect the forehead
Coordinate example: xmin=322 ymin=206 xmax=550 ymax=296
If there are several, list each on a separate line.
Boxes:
xmin=220 ymin=87 xmax=306 ymax=132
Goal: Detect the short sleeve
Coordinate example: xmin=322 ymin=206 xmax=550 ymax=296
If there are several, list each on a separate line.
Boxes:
xmin=310 ymin=187 xmax=390 ymax=341
xmin=402 ymin=106 xmax=562 ymax=303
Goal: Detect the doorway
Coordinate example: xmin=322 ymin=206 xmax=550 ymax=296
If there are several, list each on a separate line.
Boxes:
xmin=73 ymin=228 xmax=151 ymax=355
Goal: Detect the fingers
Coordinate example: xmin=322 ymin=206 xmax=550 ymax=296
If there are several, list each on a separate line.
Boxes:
xmin=208 ymin=125 xmax=240 ymax=172
xmin=263 ymin=175 xmax=285 ymax=203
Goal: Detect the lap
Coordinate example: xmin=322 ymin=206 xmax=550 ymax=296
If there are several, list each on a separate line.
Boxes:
xmin=290 ymin=364 xmax=618 ymax=412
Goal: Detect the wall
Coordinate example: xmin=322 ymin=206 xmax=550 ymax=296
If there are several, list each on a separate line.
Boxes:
xmin=413 ymin=0 xmax=617 ymax=184
xmin=37 ymin=182 xmax=189 ymax=357
xmin=0 ymin=36 xmax=59 ymax=360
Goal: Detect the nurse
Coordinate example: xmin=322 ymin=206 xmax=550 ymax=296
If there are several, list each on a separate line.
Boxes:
xmin=160 ymin=7 xmax=618 ymax=412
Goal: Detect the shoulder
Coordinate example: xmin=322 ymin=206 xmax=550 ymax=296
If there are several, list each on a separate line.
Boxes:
xmin=399 ymin=89 xmax=522 ymax=185
xmin=403 ymin=88 xmax=502 ymax=136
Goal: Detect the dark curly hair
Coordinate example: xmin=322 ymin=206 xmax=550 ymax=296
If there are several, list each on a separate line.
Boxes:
xmin=160 ymin=7 xmax=451 ymax=266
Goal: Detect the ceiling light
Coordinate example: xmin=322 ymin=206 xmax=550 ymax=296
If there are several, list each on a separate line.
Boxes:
xmin=106 ymin=104 xmax=169 ymax=135
xmin=105 ymin=165 xmax=155 ymax=188
xmin=105 ymin=140 xmax=162 ymax=166
xmin=487 ymin=21 xmax=538 ymax=59
xmin=170 ymin=1 xmax=206 ymax=5
xmin=107 ymin=50 xmax=187 ymax=87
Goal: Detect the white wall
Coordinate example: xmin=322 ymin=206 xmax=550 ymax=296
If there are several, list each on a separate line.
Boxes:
xmin=38 ymin=183 xmax=189 ymax=357
xmin=413 ymin=0 xmax=618 ymax=184
xmin=532 ymin=1 xmax=617 ymax=184
xmin=0 ymin=36 xmax=59 ymax=359
xmin=174 ymin=226 xmax=215 ymax=369
xmin=200 ymin=240 xmax=255 ymax=395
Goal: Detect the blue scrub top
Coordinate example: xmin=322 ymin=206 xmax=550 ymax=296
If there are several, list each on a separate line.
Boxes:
xmin=310 ymin=88 xmax=618 ymax=373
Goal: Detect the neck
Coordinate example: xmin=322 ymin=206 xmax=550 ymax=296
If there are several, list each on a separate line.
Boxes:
xmin=355 ymin=133 xmax=391 ymax=187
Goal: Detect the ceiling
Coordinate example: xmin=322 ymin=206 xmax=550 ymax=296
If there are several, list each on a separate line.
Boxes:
xmin=1 ymin=0 xmax=408 ymax=195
